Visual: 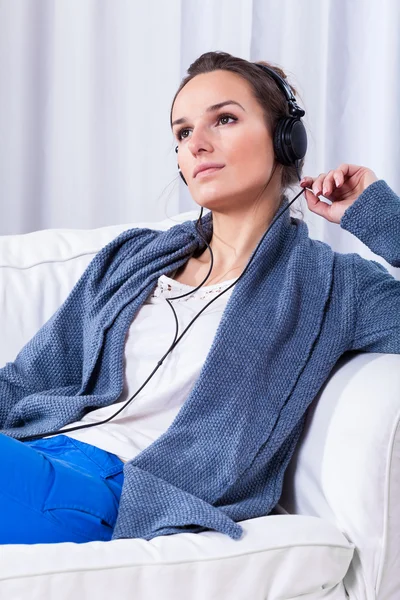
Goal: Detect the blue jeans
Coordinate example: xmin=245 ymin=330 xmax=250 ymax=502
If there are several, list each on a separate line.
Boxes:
xmin=0 ymin=433 xmax=124 ymax=544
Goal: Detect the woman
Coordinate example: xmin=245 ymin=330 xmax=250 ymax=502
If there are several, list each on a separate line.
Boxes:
xmin=0 ymin=51 xmax=399 ymax=545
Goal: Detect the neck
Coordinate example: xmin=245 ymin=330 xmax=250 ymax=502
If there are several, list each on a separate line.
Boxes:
xmin=197 ymin=194 xmax=283 ymax=272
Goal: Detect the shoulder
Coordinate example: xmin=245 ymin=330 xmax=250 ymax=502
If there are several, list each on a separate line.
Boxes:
xmin=290 ymin=218 xmax=399 ymax=308
xmin=101 ymin=226 xmax=162 ymax=255
xmin=293 ymin=217 xmax=384 ymax=274
xmin=94 ymin=218 xmax=197 ymax=267
xmin=87 ymin=226 xmax=162 ymax=280
xmin=292 ymin=222 xmax=360 ymax=297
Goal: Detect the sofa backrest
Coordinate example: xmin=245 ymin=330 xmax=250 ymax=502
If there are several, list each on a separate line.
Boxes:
xmin=0 ymin=210 xmax=198 ymax=365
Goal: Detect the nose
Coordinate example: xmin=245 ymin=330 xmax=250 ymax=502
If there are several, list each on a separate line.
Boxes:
xmin=187 ymin=123 xmax=214 ymax=156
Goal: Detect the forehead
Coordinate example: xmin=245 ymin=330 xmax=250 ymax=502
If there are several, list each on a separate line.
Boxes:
xmin=172 ymin=70 xmax=259 ymax=120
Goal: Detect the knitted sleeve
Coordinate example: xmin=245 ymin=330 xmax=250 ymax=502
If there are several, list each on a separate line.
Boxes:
xmin=0 ymin=265 xmax=90 ymax=428
xmin=349 ymin=255 xmax=400 ymax=352
xmin=0 ymin=226 xmax=149 ymax=430
xmin=340 ymin=180 xmax=400 ymax=353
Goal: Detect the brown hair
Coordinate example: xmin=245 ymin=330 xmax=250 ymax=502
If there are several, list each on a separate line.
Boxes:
xmin=170 ymin=51 xmax=305 ymax=219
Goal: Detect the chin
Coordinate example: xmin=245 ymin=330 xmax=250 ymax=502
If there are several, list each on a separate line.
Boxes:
xmin=193 ymin=200 xmax=224 ymax=213
xmin=193 ymin=188 xmax=230 ymax=208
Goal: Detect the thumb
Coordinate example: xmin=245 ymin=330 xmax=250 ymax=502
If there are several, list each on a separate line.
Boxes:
xmin=304 ymin=188 xmax=332 ymax=220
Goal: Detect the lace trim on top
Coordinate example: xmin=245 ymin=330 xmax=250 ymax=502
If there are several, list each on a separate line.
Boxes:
xmin=149 ymin=274 xmax=238 ymax=302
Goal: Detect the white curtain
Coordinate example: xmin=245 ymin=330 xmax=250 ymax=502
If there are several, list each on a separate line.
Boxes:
xmin=0 ymin=0 xmax=399 ymax=275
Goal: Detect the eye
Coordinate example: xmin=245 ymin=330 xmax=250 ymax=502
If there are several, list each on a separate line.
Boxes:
xmin=176 ymin=113 xmax=238 ymax=141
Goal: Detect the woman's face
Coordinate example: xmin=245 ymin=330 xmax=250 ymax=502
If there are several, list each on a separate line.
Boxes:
xmin=171 ymin=70 xmax=276 ymax=213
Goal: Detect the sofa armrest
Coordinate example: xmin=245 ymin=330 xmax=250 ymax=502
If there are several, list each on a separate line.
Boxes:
xmin=279 ymin=352 xmax=400 ymax=599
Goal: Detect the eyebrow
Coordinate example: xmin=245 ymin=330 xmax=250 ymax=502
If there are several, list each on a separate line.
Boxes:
xmin=171 ymin=100 xmax=246 ymax=129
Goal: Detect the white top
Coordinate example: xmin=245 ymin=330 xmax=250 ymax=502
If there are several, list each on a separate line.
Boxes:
xmin=59 ymin=274 xmax=238 ymax=462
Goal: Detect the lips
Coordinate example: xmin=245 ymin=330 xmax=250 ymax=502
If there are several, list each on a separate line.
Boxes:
xmin=193 ymin=163 xmax=225 ymax=178
xmin=196 ymin=166 xmax=224 ymax=179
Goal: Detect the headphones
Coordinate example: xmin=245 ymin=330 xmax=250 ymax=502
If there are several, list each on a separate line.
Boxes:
xmin=175 ymin=63 xmax=307 ymax=185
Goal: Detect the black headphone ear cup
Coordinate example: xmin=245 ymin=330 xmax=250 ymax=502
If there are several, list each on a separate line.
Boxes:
xmin=178 ymin=165 xmax=188 ymax=186
xmin=274 ymin=118 xmax=307 ymax=166
xmin=273 ymin=119 xmax=288 ymax=165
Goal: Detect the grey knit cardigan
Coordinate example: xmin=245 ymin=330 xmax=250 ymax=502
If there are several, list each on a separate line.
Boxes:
xmin=1 ymin=180 xmax=399 ymax=541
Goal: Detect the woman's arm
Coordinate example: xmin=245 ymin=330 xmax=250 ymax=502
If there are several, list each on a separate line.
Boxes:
xmin=0 ymin=274 xmax=87 ymax=429
xmin=348 ymin=253 xmax=400 ymax=353
xmin=0 ymin=224 xmax=153 ymax=431
xmin=301 ymin=167 xmax=400 ymax=354
xmin=341 ymin=179 xmax=400 ymax=353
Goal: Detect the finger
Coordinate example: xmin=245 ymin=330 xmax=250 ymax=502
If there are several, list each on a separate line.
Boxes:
xmin=336 ymin=163 xmax=369 ymax=184
xmin=322 ymin=170 xmax=336 ymax=196
xmin=300 ymin=174 xmax=328 ymax=197
xmin=303 ymin=188 xmax=319 ymax=208
xmin=333 ymin=168 xmax=344 ymax=188
xmin=312 ymin=173 xmax=326 ymax=196
xmin=301 ymin=166 xmax=347 ymax=195
xmin=337 ymin=163 xmax=353 ymax=179
xmin=299 ymin=176 xmax=314 ymax=188
xmin=333 ymin=169 xmax=344 ymax=187
xmin=301 ymin=170 xmax=342 ymax=195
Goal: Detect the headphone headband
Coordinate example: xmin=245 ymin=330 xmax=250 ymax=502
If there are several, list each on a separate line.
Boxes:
xmin=253 ymin=63 xmax=305 ymax=118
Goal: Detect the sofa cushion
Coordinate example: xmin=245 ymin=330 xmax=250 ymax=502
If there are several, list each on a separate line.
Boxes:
xmin=0 ymin=514 xmax=353 ymax=600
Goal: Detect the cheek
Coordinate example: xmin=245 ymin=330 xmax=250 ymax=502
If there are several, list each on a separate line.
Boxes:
xmin=226 ymin=129 xmax=274 ymax=178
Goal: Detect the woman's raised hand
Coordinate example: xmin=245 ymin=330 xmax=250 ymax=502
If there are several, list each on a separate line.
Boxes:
xmin=299 ymin=164 xmax=378 ymax=224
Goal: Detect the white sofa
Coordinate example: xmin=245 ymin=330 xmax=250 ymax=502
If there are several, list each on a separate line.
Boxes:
xmin=0 ymin=210 xmax=399 ymax=600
